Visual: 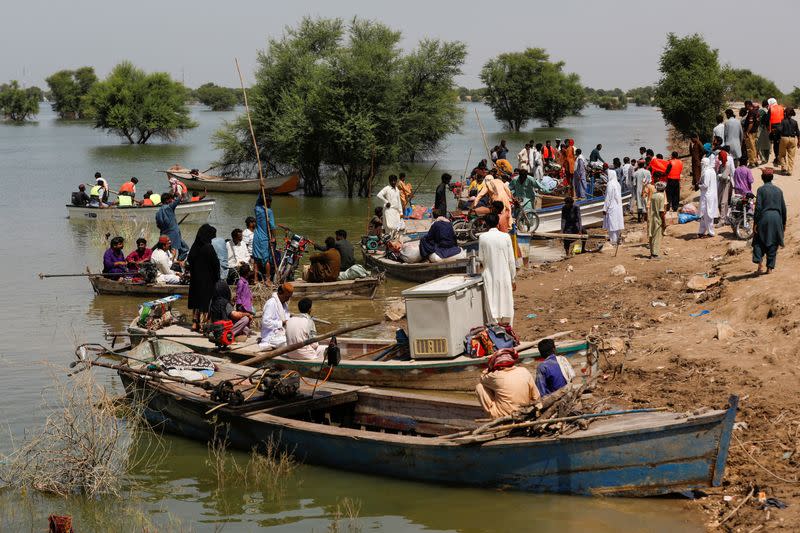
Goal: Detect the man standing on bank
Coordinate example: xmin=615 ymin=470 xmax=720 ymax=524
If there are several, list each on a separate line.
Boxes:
xmin=752 ymin=168 xmax=786 ymax=275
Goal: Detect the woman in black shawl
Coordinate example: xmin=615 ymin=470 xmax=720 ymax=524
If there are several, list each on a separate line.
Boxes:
xmin=188 ymin=224 xmax=220 ymax=330
xmin=208 ymin=279 xmax=253 ymax=337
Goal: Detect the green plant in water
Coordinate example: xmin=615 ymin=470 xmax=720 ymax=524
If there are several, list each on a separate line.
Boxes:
xmin=328 ymin=497 xmax=363 ymax=533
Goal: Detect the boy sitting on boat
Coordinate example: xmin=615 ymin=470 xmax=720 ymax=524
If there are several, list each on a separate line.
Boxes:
xmin=284 ymin=298 xmax=326 ymax=360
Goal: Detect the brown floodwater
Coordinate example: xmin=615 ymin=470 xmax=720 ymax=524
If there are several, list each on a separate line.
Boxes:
xmin=0 ymin=103 xmax=707 ymax=532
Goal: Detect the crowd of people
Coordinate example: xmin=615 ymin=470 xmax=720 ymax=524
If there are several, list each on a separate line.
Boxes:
xmin=71 ymin=169 xmax=206 ymax=209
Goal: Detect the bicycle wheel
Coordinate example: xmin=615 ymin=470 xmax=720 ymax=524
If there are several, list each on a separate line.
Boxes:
xmin=468 ymin=218 xmax=487 ymax=240
xmin=526 ymin=211 xmax=540 ymax=233
xmin=735 ymin=213 xmax=754 ymax=240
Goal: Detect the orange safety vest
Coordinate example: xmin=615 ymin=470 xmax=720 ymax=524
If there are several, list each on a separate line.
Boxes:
xmin=118 ymin=181 xmax=135 ymax=194
xmin=141 ymin=198 xmax=154 ymax=206
xmin=667 ymin=158 xmax=683 ymax=180
xmin=649 ymin=158 xmax=668 ymax=175
xmin=542 ymin=146 xmax=554 ymax=159
xmin=770 ymin=104 xmax=784 ymax=125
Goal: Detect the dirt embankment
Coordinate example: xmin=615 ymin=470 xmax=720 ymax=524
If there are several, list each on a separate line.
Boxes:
xmin=514 ymin=166 xmax=800 ymax=531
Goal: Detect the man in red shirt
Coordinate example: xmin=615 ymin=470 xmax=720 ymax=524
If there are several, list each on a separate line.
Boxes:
xmin=664 ymin=151 xmax=683 ymax=211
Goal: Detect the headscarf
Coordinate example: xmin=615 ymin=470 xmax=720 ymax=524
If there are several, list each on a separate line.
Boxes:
xmin=487 ymin=348 xmax=519 ymax=371
xmin=768 ymin=98 xmax=777 ymax=106
xmin=208 ymin=280 xmax=231 ymax=320
xmin=279 ymin=282 xmax=294 ymax=296
xmin=762 ymin=167 xmax=774 ymax=177
xmin=188 ymin=223 xmax=217 ymax=263
xmin=607 ymin=169 xmax=618 ymax=183
xmin=703 ymin=143 xmax=712 ymax=155
xmin=701 ymin=157 xmax=710 ymax=171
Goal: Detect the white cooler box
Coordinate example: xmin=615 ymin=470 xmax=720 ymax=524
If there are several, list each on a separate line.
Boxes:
xmin=401 ymin=274 xmax=486 ymax=359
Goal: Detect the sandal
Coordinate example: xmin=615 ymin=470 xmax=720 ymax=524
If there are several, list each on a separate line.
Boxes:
xmin=191 ymin=319 xmax=201 ymax=332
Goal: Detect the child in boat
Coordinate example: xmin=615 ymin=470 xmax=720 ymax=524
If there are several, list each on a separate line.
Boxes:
xmin=234 ymin=263 xmax=254 ymax=314
xmin=284 ymin=298 xmax=326 ymax=360
xmin=209 ymin=280 xmax=252 ymax=338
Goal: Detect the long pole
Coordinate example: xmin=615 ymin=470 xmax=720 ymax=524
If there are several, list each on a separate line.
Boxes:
xmin=407 ymin=160 xmax=439 ymax=201
xmin=364 ymin=146 xmax=376 ymax=235
xmin=462 ymin=147 xmax=472 ymax=180
xmin=235 ymin=58 xmax=277 ymax=279
xmin=239 ymin=319 xmax=381 ymax=367
xmin=474 ymin=107 xmax=491 ymax=161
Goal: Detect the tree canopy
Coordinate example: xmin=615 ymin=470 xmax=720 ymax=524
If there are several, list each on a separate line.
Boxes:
xmin=85 ymin=62 xmax=197 ymax=144
xmin=45 ymin=67 xmax=97 ymax=119
xmin=195 ymin=83 xmax=238 ymax=111
xmin=480 ymin=48 xmax=585 ymax=130
xmin=722 ymin=68 xmax=783 ymax=103
xmin=214 ymin=17 xmax=466 ymax=197
xmin=0 ymin=81 xmax=40 ymax=122
xmin=654 ymin=33 xmax=725 ymax=139
xmin=788 ymin=87 xmax=800 ymax=108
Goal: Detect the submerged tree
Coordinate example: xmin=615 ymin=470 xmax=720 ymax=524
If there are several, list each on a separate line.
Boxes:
xmin=214 ymin=17 xmax=465 ymax=197
xmin=480 ymin=48 xmax=585 ymax=130
xmin=45 ymin=67 xmax=97 ymax=119
xmin=0 ymin=81 xmax=39 ymax=122
xmin=85 ymin=62 xmax=196 ymax=144
xmin=195 ymin=82 xmax=237 ymax=111
xmin=655 ymin=33 xmax=725 ymax=139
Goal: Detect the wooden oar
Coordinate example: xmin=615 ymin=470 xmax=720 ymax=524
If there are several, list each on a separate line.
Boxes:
xmin=39 ymin=272 xmax=132 ymax=279
xmin=73 ymin=358 xmax=215 ymax=390
xmin=239 ymin=319 xmax=381 ymax=367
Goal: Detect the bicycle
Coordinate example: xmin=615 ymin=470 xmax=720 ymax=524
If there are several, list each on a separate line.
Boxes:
xmin=512 ymin=198 xmax=540 ymax=233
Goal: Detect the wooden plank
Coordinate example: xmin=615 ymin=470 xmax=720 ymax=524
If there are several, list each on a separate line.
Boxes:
xmin=530 ymin=232 xmax=599 ymax=240
xmin=262 ymin=390 xmax=360 ymax=417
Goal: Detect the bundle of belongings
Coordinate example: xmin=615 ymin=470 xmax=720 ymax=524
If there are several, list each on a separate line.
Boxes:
xmin=137 ymin=295 xmax=181 ymax=330
xmin=464 ymin=324 xmax=519 ymax=357
xmin=384 ymin=217 xmax=466 ymax=264
xmin=148 ymin=352 xmax=216 ymax=381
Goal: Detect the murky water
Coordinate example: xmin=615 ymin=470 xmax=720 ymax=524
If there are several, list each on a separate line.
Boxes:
xmin=0 ymin=104 xmax=701 ymax=532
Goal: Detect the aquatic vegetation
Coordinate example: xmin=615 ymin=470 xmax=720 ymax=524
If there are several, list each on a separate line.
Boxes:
xmin=327 ymin=497 xmax=363 ymax=533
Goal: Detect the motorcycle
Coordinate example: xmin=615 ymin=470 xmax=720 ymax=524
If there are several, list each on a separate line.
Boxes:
xmin=726 ymin=192 xmax=755 ymax=240
xmin=274 ymin=225 xmax=312 ymax=284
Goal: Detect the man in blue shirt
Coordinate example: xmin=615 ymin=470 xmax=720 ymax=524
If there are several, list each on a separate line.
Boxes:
xmin=534 ymin=338 xmax=576 ymax=396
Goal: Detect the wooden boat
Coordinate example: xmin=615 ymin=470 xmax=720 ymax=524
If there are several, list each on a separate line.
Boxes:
xmin=90 ymin=274 xmax=382 ymax=300
xmin=116 ymin=339 xmax=738 ymax=497
xmin=521 ymin=191 xmax=632 ymax=235
xmin=164 ymin=170 xmax=300 ymax=195
xmin=126 ymin=327 xmax=595 ymax=391
xmin=361 ymin=246 xmax=468 ymax=283
xmin=66 ymin=198 xmax=214 ymax=223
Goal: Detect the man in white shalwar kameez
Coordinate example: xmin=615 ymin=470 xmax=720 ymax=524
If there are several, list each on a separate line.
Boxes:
xmin=603 ymin=169 xmax=624 ymax=245
xmin=517 ymin=144 xmax=531 ymax=172
xmin=698 ymin=157 xmax=719 ymax=237
xmin=376 ymin=175 xmax=404 ymax=234
xmin=258 ymin=283 xmax=293 ymax=350
xmin=478 ymin=214 xmax=516 ymax=325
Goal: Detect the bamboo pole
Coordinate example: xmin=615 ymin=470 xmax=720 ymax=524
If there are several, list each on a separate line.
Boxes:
xmin=407 ymin=160 xmax=438 ymax=202
xmin=239 ymin=319 xmax=381 ymax=367
xmin=462 ymin=147 xmax=472 ymax=180
xmin=474 ymin=107 xmax=491 ymax=161
xmin=40 ymin=272 xmax=133 ymax=279
xmin=364 ymin=146 xmax=376 ymax=235
xmin=235 ymin=57 xmax=277 ymax=278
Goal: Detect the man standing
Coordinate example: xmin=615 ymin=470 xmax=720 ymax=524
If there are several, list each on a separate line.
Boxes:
xmin=724 ymin=109 xmax=744 ymax=165
xmin=718 ymin=146 xmax=735 ymax=222
xmin=243 ymin=216 xmax=256 ymax=256
xmin=397 ymin=173 xmax=413 ymax=213
xmin=664 ymin=151 xmax=683 ymax=211
xmin=155 ymin=192 xmax=188 ymax=262
xmin=712 ymin=114 xmax=725 ymax=144
xmin=376 ymin=175 xmax=403 ymax=233
xmin=259 ymin=283 xmax=294 ymax=349
xmin=589 ymin=144 xmax=604 ymax=163
xmin=778 ymin=107 xmax=800 ymax=175
xmin=603 ymin=169 xmax=624 ymax=245
xmin=632 ymin=159 xmax=651 ymax=222
xmin=433 ymin=173 xmax=451 ymax=218
xmin=697 ymin=157 xmax=719 ymax=238
xmin=497 ymin=139 xmax=509 ymax=160
xmin=151 ymin=236 xmax=182 ymax=284
xmin=542 ymin=140 xmax=554 ymax=164
xmin=478 ymin=214 xmax=516 ymax=325
xmin=689 ymin=133 xmax=704 ymax=189
xmin=517 ymin=143 xmax=531 ymax=172
xmin=573 ymin=149 xmax=587 ymax=198
xmin=560 ymin=196 xmax=582 ymax=256
xmin=744 ymin=101 xmax=760 ymax=165
xmin=509 ymin=169 xmax=536 ymax=212
xmin=647 ymin=182 xmax=667 ymax=259
xmin=768 ymin=98 xmax=785 ymax=164
xmin=752 ymin=168 xmax=787 ymax=274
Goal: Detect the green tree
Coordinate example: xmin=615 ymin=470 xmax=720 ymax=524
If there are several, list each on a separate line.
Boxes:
xmin=788 ymin=87 xmax=800 ymax=108
xmin=0 ymin=81 xmax=39 ymax=122
xmin=214 ymin=17 xmax=465 ymax=197
xmin=626 ymin=86 xmax=656 ymax=106
xmin=85 ymin=62 xmax=196 ymax=144
xmin=722 ymin=68 xmax=782 ymax=103
xmin=195 ymin=82 xmax=237 ymax=111
xmin=654 ymin=33 xmax=725 ymax=139
xmin=45 ymin=67 xmax=97 ymax=119
xmin=480 ymin=48 xmax=584 ymax=130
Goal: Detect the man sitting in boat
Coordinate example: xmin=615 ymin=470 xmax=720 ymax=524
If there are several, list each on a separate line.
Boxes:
xmin=151 ymin=236 xmax=182 ymax=284
xmin=118 ymin=177 xmax=138 ymax=202
xmin=419 ymin=216 xmax=465 ymax=263
xmin=168 ymin=175 xmax=189 ymax=200
xmin=102 ymin=237 xmax=128 ymax=281
xmin=284 ymin=298 xmax=326 ymax=360
xmin=534 ymin=338 xmax=576 ymax=397
xmin=71 ymin=184 xmax=90 ymax=206
xmin=368 ymin=207 xmax=383 ymax=236
xmin=140 ymin=190 xmax=158 ymax=206
xmin=475 ymin=349 xmax=540 ymax=418
xmin=226 ymin=228 xmax=251 ymax=279
xmin=126 ymin=238 xmax=152 ymax=271
xmin=258 ymin=283 xmax=293 ymax=350
xmin=305 ymin=237 xmax=341 ymax=283
xmin=313 ymin=230 xmax=355 ymax=271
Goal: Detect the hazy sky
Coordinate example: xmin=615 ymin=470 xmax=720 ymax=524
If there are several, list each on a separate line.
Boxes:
xmin=5 ymin=0 xmax=799 ymax=92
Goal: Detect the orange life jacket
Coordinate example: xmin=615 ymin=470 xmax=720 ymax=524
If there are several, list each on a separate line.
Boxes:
xmin=141 ymin=198 xmax=154 ymax=206
xmin=770 ymin=104 xmax=785 ymax=125
xmin=118 ymin=181 xmax=135 ymax=194
xmin=666 ymin=158 xmax=683 ymax=180
xmin=649 ymin=158 xmax=668 ymax=176
xmin=542 ymin=146 xmax=554 ymax=159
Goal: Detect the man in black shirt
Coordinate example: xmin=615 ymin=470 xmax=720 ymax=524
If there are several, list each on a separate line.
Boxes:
xmin=433 ymin=173 xmax=452 ymax=218
xmin=315 ymin=229 xmax=356 ymax=271
xmin=73 ymin=184 xmax=90 ymax=206
xmin=778 ymin=107 xmax=800 ymax=175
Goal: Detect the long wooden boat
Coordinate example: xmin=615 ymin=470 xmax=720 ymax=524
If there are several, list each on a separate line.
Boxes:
xmin=90 ymin=274 xmax=382 ymax=300
xmin=523 ymin=191 xmax=633 ymax=235
xmin=66 ymin=199 xmax=214 ymax=223
xmin=117 ymin=340 xmax=738 ymax=497
xmin=165 ymin=170 xmax=300 ymax=195
xmin=127 ymin=329 xmax=595 ymax=391
xmin=361 ymin=246 xmax=468 ymax=283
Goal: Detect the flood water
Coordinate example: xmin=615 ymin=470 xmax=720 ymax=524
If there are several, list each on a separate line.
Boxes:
xmin=0 ymin=104 xmax=703 ymax=532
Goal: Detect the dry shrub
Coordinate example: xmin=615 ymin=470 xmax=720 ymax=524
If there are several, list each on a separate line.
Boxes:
xmin=0 ymin=368 xmax=162 ymax=498
xmin=328 ymin=497 xmax=363 ymax=533
xmin=90 ymin=218 xmax=156 ymax=249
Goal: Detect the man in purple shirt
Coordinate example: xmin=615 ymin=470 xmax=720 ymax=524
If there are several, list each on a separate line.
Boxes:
xmin=732 ymin=159 xmax=754 ymax=196
xmin=102 ymin=236 xmax=128 ymax=280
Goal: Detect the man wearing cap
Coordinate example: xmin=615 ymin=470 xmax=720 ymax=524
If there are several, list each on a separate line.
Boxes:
xmin=475 ymin=348 xmax=540 ymax=418
xmin=259 ymin=283 xmax=294 ymax=349
xmin=151 ymin=236 xmax=181 ymax=284
xmin=647 ymin=181 xmax=668 ymax=259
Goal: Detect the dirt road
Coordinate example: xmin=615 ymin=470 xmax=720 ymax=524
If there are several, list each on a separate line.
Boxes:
xmin=514 ymin=161 xmax=799 ymax=531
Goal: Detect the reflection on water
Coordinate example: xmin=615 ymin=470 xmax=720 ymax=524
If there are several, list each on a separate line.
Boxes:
xmin=0 ymin=104 xmax=702 ymax=532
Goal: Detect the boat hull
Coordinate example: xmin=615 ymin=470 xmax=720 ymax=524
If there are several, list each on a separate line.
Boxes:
xmin=167 ymin=171 xmax=300 ymax=194
xmin=119 ymin=369 xmax=737 ymax=497
xmin=66 ymin=199 xmax=214 ymax=223
xmin=90 ymin=275 xmax=381 ymax=300
xmin=362 ymin=248 xmax=467 ymax=282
